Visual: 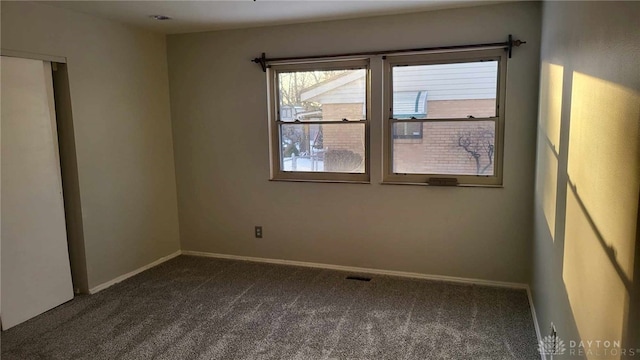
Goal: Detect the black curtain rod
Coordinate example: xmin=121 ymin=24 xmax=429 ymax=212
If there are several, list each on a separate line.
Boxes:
xmin=252 ymin=35 xmax=525 ymax=72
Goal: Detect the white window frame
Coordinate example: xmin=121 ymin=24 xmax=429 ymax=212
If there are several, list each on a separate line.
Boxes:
xmin=267 ymin=59 xmax=371 ymax=183
xmin=382 ymin=49 xmax=507 ymax=186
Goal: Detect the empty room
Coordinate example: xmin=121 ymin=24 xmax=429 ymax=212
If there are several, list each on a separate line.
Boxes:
xmin=1 ymin=1 xmax=638 ymax=359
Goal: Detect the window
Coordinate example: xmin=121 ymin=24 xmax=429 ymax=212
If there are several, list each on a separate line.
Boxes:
xmin=264 ymin=47 xmax=509 ymax=186
xmin=268 ymin=59 xmax=369 ymax=182
xmin=383 ymin=49 xmax=506 ymax=186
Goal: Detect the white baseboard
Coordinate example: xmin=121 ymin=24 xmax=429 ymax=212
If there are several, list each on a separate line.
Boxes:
xmin=527 ymin=286 xmax=546 ymax=360
xmin=89 ymin=250 xmax=182 ymax=294
xmin=181 ymin=250 xmax=528 ymax=290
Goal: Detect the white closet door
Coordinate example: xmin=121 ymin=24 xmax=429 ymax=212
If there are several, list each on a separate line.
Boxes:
xmin=1 ymin=56 xmax=74 ymax=330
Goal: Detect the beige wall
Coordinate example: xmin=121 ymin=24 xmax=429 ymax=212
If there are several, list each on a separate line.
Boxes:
xmin=1 ymin=2 xmax=180 ymax=291
xmin=167 ymin=2 xmax=541 ymax=283
xmin=532 ymin=1 xmax=640 ymax=357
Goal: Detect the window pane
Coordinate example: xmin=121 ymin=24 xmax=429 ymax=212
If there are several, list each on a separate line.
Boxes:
xmin=280 ymin=123 xmax=365 ymax=173
xmin=392 ymin=120 xmax=495 ymax=175
xmin=392 ymin=61 xmax=498 ymax=119
xmin=278 ymin=69 xmax=366 ymax=122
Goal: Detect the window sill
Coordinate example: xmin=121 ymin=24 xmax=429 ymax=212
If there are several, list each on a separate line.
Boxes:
xmin=269 ymin=178 xmax=370 ymax=185
xmin=380 ymin=181 xmax=503 ymax=188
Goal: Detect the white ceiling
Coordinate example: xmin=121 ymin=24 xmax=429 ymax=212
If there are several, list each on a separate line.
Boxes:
xmin=44 ymin=0 xmax=510 ymax=34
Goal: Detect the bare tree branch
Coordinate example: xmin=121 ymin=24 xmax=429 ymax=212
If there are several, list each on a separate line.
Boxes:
xmin=457 ymin=126 xmax=495 ymax=175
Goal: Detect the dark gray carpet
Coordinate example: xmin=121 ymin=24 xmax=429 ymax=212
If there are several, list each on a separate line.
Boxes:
xmin=1 ymin=255 xmax=540 ymax=359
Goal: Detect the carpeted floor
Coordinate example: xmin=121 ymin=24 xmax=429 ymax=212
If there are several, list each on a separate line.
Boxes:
xmin=1 ymin=255 xmax=540 ymax=359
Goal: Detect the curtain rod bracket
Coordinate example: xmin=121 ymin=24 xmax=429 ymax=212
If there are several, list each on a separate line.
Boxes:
xmin=252 ymin=52 xmax=267 ymax=72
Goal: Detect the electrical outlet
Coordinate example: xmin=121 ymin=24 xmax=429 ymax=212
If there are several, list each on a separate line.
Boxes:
xmin=255 ymin=226 xmax=263 ymax=238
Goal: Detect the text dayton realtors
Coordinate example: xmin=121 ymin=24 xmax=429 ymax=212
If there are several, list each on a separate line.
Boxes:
xmin=567 ymin=340 xmax=637 ymax=357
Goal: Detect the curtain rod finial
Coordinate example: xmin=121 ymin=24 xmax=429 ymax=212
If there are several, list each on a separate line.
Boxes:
xmin=507 ymin=34 xmax=526 ymax=58
xmin=252 ymin=52 xmax=267 ymax=72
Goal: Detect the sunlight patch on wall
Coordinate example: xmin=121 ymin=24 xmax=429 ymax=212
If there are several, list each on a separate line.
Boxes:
xmin=535 ymin=62 xmax=564 ymax=241
xmin=563 ymin=71 xmax=639 ymax=358
xmin=539 ymin=62 xmax=563 ymax=148
xmin=563 ymin=187 xmax=626 ymax=358
xmin=567 ymin=71 xmax=639 ymax=280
